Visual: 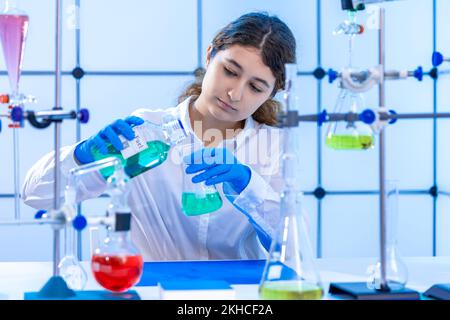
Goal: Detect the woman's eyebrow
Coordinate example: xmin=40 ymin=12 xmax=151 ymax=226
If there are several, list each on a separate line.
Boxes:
xmin=225 ymin=58 xmax=270 ymax=88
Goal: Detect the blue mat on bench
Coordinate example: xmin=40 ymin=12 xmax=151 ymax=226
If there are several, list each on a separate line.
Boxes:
xmin=136 ymin=259 xmax=266 ymax=286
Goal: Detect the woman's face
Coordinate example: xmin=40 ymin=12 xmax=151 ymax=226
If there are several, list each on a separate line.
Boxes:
xmin=200 ymin=44 xmax=277 ymax=123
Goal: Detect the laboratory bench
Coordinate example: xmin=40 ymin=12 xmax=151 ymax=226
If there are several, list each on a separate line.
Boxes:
xmin=0 ymin=256 xmax=449 ymax=300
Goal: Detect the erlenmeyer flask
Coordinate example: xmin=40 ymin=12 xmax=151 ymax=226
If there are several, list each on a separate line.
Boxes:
xmin=366 ymin=180 xmax=408 ymax=290
xmin=179 ymin=143 xmax=223 ymax=216
xmin=325 ymin=88 xmax=374 ymax=150
xmin=0 ymin=0 xmax=29 ymax=96
xmin=259 ymin=191 xmax=324 ymax=300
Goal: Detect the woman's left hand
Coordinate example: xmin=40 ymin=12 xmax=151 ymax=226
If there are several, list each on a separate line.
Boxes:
xmin=184 ymin=148 xmax=251 ymax=194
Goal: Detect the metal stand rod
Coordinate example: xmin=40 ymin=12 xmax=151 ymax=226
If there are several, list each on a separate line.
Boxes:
xmin=52 ymin=0 xmax=63 ymax=277
xmin=0 ymin=219 xmax=62 ymax=226
xmin=378 ymin=7 xmax=388 ymax=291
xmin=295 ymin=112 xmax=450 ymax=123
xmin=13 ymin=128 xmax=20 ymax=220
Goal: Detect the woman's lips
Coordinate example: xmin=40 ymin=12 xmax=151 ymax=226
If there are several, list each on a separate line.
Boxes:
xmin=217 ymin=98 xmax=237 ymax=111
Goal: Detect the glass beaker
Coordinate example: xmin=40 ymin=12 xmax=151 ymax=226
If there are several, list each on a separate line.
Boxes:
xmin=91 ymin=115 xmax=187 ymax=179
xmin=366 ymin=180 xmax=408 ymax=291
xmin=325 ymin=88 xmax=374 ymax=150
xmin=259 ymin=192 xmax=324 ymax=300
xmin=91 ymin=213 xmax=144 ymax=293
xmin=179 ymin=143 xmax=223 ymax=216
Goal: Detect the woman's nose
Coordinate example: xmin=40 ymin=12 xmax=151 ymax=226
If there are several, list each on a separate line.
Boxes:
xmin=227 ymin=84 xmax=244 ymax=102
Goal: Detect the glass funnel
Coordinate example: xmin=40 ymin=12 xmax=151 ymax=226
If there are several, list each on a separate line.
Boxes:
xmin=0 ymin=0 xmax=29 ymax=96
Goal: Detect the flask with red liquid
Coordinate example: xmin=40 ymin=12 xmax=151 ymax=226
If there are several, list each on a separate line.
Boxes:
xmin=91 ymin=212 xmax=143 ymax=293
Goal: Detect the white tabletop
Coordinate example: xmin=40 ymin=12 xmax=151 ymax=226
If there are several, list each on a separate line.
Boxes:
xmin=1 ymin=256 xmax=449 ymax=300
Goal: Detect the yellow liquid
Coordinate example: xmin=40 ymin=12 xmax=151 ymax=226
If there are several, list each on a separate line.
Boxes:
xmin=259 ymin=281 xmax=324 ymax=300
xmin=326 ymin=134 xmax=374 ymax=150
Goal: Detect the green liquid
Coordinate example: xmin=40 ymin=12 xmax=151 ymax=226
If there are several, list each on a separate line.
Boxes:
xmin=182 ymin=192 xmax=223 ymax=216
xmin=259 ymin=281 xmax=324 ymax=300
xmin=326 ymin=134 xmax=374 ymax=150
xmin=92 ymin=140 xmax=170 ymax=179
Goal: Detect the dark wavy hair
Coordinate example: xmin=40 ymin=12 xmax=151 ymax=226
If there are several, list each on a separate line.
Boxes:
xmin=179 ymin=12 xmax=297 ymax=126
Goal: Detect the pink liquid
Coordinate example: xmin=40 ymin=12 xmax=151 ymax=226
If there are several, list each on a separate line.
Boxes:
xmin=0 ymin=14 xmax=28 ymax=94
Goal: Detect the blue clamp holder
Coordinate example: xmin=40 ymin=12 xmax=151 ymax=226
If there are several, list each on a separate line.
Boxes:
xmin=10 ymin=107 xmax=90 ymax=129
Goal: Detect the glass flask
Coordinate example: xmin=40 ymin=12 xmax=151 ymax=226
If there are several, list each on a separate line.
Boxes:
xmin=366 ymin=180 xmax=408 ymax=291
xmin=0 ymin=0 xmax=29 ymax=96
xmin=91 ymin=115 xmax=187 ymax=179
xmin=259 ymin=192 xmax=324 ymax=300
xmin=58 ymin=226 xmax=88 ymax=290
xmin=333 ymin=10 xmax=364 ymax=37
xmin=91 ymin=213 xmax=144 ymax=293
xmin=325 ymin=88 xmax=375 ymax=150
xmin=179 ymin=143 xmax=223 ymax=216
xmin=259 ymin=63 xmax=324 ymax=300
xmin=59 ymin=157 xmax=126 ymax=291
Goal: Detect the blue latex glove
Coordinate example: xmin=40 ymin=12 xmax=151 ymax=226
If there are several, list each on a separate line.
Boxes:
xmin=74 ymin=116 xmax=144 ymax=164
xmin=184 ymin=148 xmax=251 ymax=194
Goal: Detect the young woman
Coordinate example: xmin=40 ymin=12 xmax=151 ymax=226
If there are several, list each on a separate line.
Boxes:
xmin=22 ymin=12 xmax=297 ymax=261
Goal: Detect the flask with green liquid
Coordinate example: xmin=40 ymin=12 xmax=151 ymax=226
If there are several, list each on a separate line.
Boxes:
xmin=92 ymin=115 xmax=187 ymax=179
xmin=179 ymin=143 xmax=223 ymax=216
xmin=325 ymin=88 xmax=374 ymax=150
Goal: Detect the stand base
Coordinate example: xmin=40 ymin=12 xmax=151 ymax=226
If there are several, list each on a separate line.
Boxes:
xmin=329 ymin=282 xmax=420 ymax=300
xmin=24 ymin=276 xmax=140 ymax=300
xmin=423 ymin=284 xmax=450 ymax=300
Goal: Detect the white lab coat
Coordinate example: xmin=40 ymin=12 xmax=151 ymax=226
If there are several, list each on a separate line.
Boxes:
xmin=22 ymin=97 xmax=284 ymax=261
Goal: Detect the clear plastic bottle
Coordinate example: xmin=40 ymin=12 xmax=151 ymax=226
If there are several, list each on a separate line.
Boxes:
xmin=91 ymin=213 xmax=144 ymax=293
xmin=91 ymin=115 xmax=187 ymax=179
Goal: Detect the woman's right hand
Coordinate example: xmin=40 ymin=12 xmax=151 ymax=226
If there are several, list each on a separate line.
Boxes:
xmin=74 ymin=116 xmax=144 ymax=164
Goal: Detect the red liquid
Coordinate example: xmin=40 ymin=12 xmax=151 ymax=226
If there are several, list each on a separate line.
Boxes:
xmin=91 ymin=254 xmax=143 ymax=293
xmin=0 ymin=14 xmax=29 ymax=94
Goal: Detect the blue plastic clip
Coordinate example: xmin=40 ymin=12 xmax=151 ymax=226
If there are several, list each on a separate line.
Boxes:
xmin=413 ymin=66 xmax=423 ymax=81
xmin=318 ymin=110 xmax=328 ymax=126
xmin=432 ymin=51 xmax=444 ymax=67
xmin=34 ymin=210 xmax=47 ymax=219
xmin=72 ymin=215 xmax=87 ymax=231
xmin=388 ymin=110 xmax=397 ymax=124
xmin=359 ymin=109 xmax=376 ymax=125
xmin=10 ymin=106 xmax=23 ymax=122
xmin=78 ymin=109 xmax=89 ymax=124
xmin=328 ymin=69 xmax=338 ymax=84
